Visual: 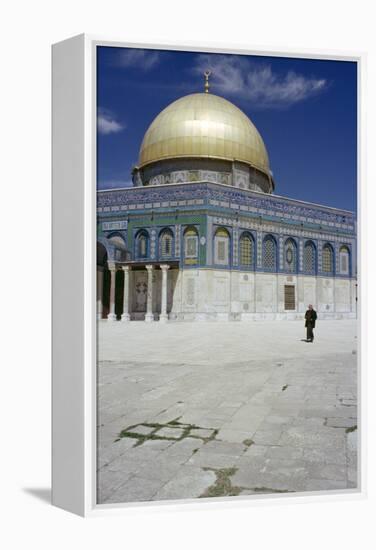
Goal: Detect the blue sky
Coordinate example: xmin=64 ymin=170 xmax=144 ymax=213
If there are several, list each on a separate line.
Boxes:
xmin=97 ymin=46 xmax=357 ymax=212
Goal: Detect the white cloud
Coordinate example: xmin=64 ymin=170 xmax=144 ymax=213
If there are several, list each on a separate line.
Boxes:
xmin=194 ymin=55 xmax=327 ymax=108
xmin=97 ymin=108 xmax=124 ymax=135
xmin=117 ymin=48 xmax=161 ymax=71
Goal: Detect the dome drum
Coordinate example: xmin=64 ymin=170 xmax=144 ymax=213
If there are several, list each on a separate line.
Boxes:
xmin=132 ymin=157 xmax=273 ymax=193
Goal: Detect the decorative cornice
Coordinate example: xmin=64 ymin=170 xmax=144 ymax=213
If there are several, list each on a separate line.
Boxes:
xmin=97 ymin=181 xmax=355 ymax=232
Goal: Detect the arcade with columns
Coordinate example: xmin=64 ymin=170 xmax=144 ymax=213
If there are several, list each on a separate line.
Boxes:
xmin=97 ymin=263 xmax=173 ymax=323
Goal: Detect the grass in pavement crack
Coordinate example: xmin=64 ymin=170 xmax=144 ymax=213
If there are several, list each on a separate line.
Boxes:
xmin=200 ymin=467 xmax=241 ymax=498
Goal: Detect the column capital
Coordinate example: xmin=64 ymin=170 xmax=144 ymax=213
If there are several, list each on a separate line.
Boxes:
xmin=145 ymin=264 xmax=154 ymax=272
xmin=108 ymin=262 xmax=117 ymax=272
xmin=160 ymin=264 xmax=170 ymax=271
xmin=122 ymin=265 xmax=131 ymax=272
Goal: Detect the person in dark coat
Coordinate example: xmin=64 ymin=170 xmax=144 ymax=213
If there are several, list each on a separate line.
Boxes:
xmin=305 ymin=304 xmax=317 ymax=342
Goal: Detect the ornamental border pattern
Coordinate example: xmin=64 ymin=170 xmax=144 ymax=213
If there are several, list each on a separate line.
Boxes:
xmin=175 ymin=224 xmax=181 ymax=257
xmin=97 ymin=182 xmax=355 ymax=228
xmin=279 ymin=236 xmax=284 ymax=271
xmin=233 ymin=227 xmax=239 ymax=266
xmin=210 ymin=215 xmax=354 ymax=245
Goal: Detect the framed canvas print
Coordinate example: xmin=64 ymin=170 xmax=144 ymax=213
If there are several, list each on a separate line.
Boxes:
xmin=52 ymin=34 xmax=363 ymax=516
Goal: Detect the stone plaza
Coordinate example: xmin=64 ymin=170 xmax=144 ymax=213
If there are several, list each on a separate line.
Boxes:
xmin=97 ymin=319 xmax=358 ymax=504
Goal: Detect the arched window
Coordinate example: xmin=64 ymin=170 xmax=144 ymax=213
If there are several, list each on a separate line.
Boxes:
xmin=303 ymin=241 xmax=316 ymax=274
xmin=108 ymin=232 xmax=126 ymax=250
xmin=97 ymin=242 xmax=108 ymax=268
xmin=284 ymin=238 xmax=298 ymax=273
xmin=322 ymin=243 xmax=334 ymax=274
xmin=239 ymin=233 xmax=254 ymax=267
xmin=214 ymin=228 xmax=230 ymax=265
xmin=263 ymin=235 xmax=277 ymax=271
xmin=136 ymin=230 xmax=149 ymax=259
xmin=108 ymin=233 xmax=127 ymax=262
xmin=184 ymin=227 xmax=199 ymax=264
xmin=339 ymin=245 xmax=350 ymax=275
xmin=159 ymin=229 xmax=173 ymax=259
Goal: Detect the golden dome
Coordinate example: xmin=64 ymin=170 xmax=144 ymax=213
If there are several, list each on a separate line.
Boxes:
xmin=138 ymin=93 xmax=270 ymax=176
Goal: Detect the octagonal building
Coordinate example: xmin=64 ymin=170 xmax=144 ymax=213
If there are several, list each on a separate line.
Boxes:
xmin=97 ymin=83 xmax=357 ymax=322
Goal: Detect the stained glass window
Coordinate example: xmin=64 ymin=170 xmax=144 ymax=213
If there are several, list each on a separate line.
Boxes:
xmin=137 ymin=232 xmax=148 ymax=259
xmin=263 ymin=236 xmax=276 ymax=270
xmin=240 ymin=234 xmax=254 ymax=267
xmin=322 ymin=244 xmax=334 ymax=273
xmin=184 ymin=228 xmax=198 ymax=264
xmin=214 ymin=228 xmax=230 ymax=265
xmin=339 ymin=246 xmax=350 ymax=275
xmin=160 ymin=230 xmax=173 ymax=258
xmin=303 ymin=241 xmax=316 ymax=273
xmin=184 ymin=228 xmax=198 ymax=257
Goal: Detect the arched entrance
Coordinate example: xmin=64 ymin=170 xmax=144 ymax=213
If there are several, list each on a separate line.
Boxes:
xmin=97 ymin=242 xmax=109 ymax=319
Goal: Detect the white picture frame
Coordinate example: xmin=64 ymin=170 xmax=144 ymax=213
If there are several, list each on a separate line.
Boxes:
xmin=52 ymin=34 xmax=365 ymax=517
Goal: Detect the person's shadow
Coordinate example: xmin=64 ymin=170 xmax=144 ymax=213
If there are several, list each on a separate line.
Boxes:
xmin=23 ymin=488 xmax=51 ymax=504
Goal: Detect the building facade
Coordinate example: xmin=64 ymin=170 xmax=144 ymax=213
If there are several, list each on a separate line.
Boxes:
xmin=97 ymin=88 xmax=357 ymax=322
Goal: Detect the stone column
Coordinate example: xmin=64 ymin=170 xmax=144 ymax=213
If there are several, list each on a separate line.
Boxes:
xmin=107 ymin=264 xmax=117 ymax=321
xmin=145 ymin=265 xmax=154 ymax=322
xmin=159 ymin=264 xmax=170 ymax=322
xmin=97 ymin=267 xmax=104 ymax=320
xmin=121 ymin=265 xmax=131 ymax=322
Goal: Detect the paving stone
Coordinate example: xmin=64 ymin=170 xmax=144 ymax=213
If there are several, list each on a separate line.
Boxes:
xmin=325 ymin=417 xmax=357 ymax=428
xmin=125 ymin=424 xmax=156 ymax=436
xmin=266 ymin=445 xmax=304 ymax=461
xmin=189 ymin=428 xmax=216 ymax=438
xmin=232 ymin=466 xmax=304 ymax=492
xmin=141 ymin=438 xmax=174 ymax=451
xmin=263 ymin=415 xmax=294 ymax=425
xmin=151 ymin=466 xmax=216 ymax=501
xmin=217 ymin=428 xmax=256 ymax=444
xmin=97 ymin=437 xmax=136 ymax=468
xmin=331 ymin=406 xmax=357 ymax=417
xmin=347 ymin=430 xmax=357 ymax=452
xmin=220 ymin=417 xmax=265 ymax=434
xmin=107 ymin=447 xmax=162 ymax=473
xmin=103 ymin=476 xmax=164 ymax=503
xmin=279 ymin=426 xmax=345 ymax=450
xmin=252 ymin=429 xmax=282 ymax=445
xmin=243 ymin=444 xmax=269 ymax=458
xmin=347 ymin=467 xmax=358 ymax=484
xmin=304 ymin=478 xmax=348 ymax=491
xmin=347 ymin=451 xmax=357 ymax=471
xmin=203 ymin=440 xmax=245 ymax=456
xmin=134 ymin=456 xmax=183 ymax=482
xmin=303 ymin=447 xmax=347 ymax=465
xmin=233 ymin=455 xmax=268 ymax=475
xmin=160 ymin=438 xmax=204 ymax=462
xmin=97 ymin=469 xmax=134 ymax=503
xmin=154 ymin=427 xmax=185 ymax=439
xmin=187 ymin=451 xmax=239 ymax=469
xmin=341 ymin=399 xmax=356 ymax=406
xmin=307 ymin=463 xmax=347 ymax=481
xmin=261 ymin=457 xmax=307 ymax=478
xmin=292 ymin=417 xmax=325 ymax=427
